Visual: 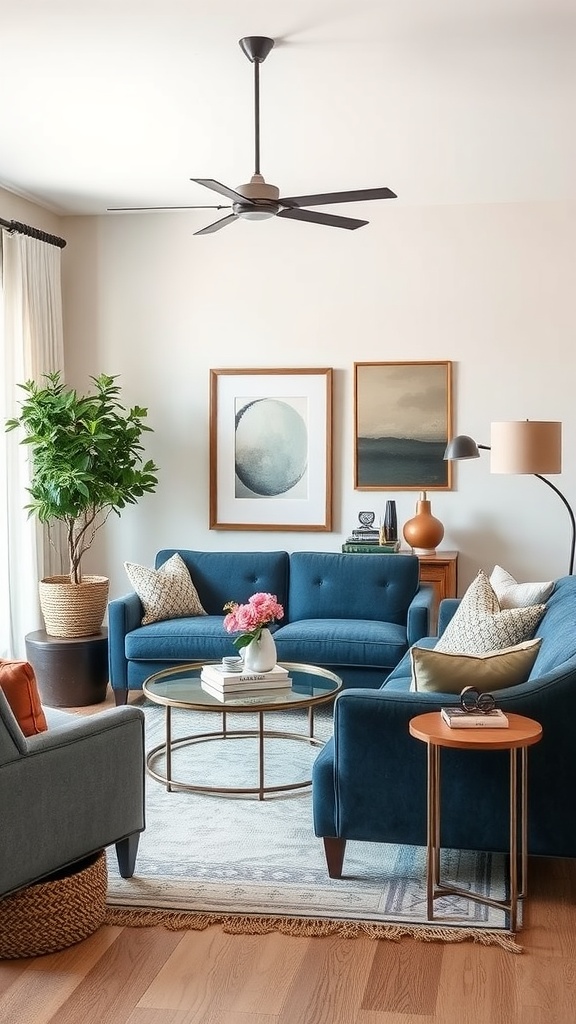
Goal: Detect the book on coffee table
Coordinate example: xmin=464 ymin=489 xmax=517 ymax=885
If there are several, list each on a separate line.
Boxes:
xmin=200 ymin=679 xmax=292 ymax=702
xmin=201 ymin=664 xmax=291 ymax=691
xmin=441 ymin=707 xmax=509 ymax=729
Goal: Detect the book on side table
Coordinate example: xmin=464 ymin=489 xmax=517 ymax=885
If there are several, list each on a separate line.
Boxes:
xmin=441 ymin=707 xmax=509 ymax=729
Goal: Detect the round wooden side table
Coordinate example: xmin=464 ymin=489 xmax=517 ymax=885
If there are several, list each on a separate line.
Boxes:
xmin=409 ymin=711 xmax=542 ymax=932
xmin=25 ymin=629 xmax=109 ymax=707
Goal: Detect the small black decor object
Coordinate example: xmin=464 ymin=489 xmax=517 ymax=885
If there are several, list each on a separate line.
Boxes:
xmin=384 ymin=500 xmax=398 ymax=542
xmin=358 ymin=511 xmax=376 ymax=530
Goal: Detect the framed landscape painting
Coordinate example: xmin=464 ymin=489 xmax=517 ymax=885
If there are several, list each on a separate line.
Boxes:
xmin=210 ymin=367 xmax=333 ymax=530
xmin=354 ymin=361 xmax=453 ymax=490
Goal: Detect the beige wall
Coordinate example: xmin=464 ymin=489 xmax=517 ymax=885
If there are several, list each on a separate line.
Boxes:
xmin=3 ymin=185 xmax=575 ymax=600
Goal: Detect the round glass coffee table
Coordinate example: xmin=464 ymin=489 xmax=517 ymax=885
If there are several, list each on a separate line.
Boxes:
xmin=142 ymin=661 xmax=342 ymax=800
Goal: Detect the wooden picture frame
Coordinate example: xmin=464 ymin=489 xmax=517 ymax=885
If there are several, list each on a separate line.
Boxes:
xmin=210 ymin=368 xmax=333 ymax=530
xmin=354 ymin=361 xmax=453 ymax=490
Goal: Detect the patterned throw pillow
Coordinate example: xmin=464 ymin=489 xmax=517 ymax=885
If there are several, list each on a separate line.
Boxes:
xmin=435 ymin=569 xmax=545 ymax=654
xmin=490 ymin=564 xmax=554 ymax=609
xmin=124 ymin=553 xmax=207 ymax=625
xmin=410 ymin=638 xmax=542 ymax=693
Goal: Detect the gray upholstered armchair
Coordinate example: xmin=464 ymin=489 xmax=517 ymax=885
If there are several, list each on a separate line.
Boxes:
xmin=0 ymin=689 xmax=145 ymax=898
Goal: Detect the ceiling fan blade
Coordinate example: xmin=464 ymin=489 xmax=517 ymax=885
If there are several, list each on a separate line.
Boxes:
xmin=107 ymin=204 xmax=230 ymax=212
xmin=277 ymin=208 xmax=367 ymax=230
xmin=279 ymin=187 xmax=397 ymax=208
xmin=191 ymin=178 xmax=255 ymax=204
xmin=193 ymin=213 xmax=238 ymax=236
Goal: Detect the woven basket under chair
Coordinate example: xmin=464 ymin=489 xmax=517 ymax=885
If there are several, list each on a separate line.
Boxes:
xmin=0 ymin=851 xmax=108 ymax=959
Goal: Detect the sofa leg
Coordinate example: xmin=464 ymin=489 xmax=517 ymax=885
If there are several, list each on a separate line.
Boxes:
xmin=115 ymin=832 xmax=140 ymax=878
xmin=114 ymin=688 xmax=129 ymax=707
xmin=323 ymin=837 xmax=346 ymax=878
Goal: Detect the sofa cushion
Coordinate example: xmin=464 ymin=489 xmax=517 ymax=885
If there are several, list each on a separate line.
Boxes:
xmin=490 ymin=564 xmax=554 ymax=609
xmin=273 ymin=618 xmax=409 ymax=669
xmin=287 ymin=551 xmax=420 ymax=624
xmin=155 ymin=549 xmax=290 ymax=617
xmin=125 ymin=553 xmax=207 ymax=625
xmin=410 ymin=638 xmax=542 ymax=693
xmin=0 ymin=660 xmax=48 ymax=736
xmin=125 ymin=616 xmax=237 ymax=663
xmin=435 ymin=570 xmax=545 ymax=654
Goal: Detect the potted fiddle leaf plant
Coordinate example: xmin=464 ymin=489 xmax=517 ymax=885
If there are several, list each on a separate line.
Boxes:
xmin=5 ymin=371 xmax=159 ymax=637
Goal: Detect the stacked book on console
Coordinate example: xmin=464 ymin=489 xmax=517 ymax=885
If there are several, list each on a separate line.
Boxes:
xmin=342 ymin=540 xmax=400 ymax=554
xmin=200 ymin=663 xmax=292 ymax=700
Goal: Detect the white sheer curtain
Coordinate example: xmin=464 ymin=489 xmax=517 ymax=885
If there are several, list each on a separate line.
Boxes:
xmin=0 ymin=230 xmax=65 ymax=657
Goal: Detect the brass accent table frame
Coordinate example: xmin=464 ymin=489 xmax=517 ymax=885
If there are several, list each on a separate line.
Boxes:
xmin=409 ymin=711 xmax=543 ymax=932
xmin=142 ymin=662 xmax=342 ymax=801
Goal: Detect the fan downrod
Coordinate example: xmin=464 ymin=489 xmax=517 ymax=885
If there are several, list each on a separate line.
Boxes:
xmin=239 ymin=36 xmax=274 ymax=63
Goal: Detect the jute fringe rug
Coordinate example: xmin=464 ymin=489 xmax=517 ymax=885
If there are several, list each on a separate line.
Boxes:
xmin=105 ymin=907 xmax=523 ymax=953
xmin=107 ymin=703 xmax=522 ymax=953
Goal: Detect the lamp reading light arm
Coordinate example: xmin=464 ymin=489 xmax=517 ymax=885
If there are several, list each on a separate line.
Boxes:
xmin=532 ymin=473 xmax=576 ymax=577
xmin=444 ymin=435 xmax=575 ymax=576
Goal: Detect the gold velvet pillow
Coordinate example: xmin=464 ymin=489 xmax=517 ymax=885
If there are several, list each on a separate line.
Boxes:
xmin=0 ymin=659 xmax=48 ymax=736
xmin=124 ymin=552 xmax=208 ymax=625
xmin=410 ymin=638 xmax=542 ymax=694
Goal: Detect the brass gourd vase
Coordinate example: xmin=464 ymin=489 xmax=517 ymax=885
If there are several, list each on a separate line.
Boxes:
xmin=402 ymin=491 xmax=444 ymax=555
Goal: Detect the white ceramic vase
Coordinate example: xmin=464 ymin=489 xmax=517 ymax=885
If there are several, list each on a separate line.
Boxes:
xmin=242 ymin=627 xmax=277 ymax=673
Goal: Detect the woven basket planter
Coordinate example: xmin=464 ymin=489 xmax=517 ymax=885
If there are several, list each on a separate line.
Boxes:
xmin=0 ymin=851 xmax=107 ymax=959
xmin=39 ymin=575 xmax=109 ymax=638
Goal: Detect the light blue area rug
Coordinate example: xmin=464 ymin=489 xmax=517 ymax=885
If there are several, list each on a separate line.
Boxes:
xmin=105 ymin=701 xmax=521 ymax=951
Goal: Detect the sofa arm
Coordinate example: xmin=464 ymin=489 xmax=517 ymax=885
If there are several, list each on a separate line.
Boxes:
xmin=437 ymin=597 xmax=460 ymax=636
xmin=313 ymin=687 xmax=446 ymax=844
xmin=108 ymin=591 xmax=143 ymax=689
xmin=406 ymin=584 xmax=434 ymax=644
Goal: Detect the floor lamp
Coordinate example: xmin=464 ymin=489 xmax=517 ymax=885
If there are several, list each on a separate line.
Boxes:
xmin=444 ymin=421 xmax=575 ymax=576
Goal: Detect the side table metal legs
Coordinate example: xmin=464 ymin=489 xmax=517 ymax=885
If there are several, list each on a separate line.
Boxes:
xmin=426 ymin=742 xmax=529 ymax=931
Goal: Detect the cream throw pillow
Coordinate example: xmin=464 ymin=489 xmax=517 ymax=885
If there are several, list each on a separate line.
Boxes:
xmin=124 ymin=553 xmax=207 ymax=625
xmin=435 ymin=569 xmax=545 ymax=654
xmin=410 ymin=638 xmax=542 ymax=693
xmin=490 ymin=564 xmax=554 ymax=609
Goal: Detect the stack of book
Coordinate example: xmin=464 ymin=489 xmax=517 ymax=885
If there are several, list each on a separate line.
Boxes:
xmin=346 ymin=527 xmax=381 ymax=543
xmin=342 ymin=539 xmax=401 ymax=554
xmin=440 ymin=707 xmax=509 ymax=729
xmin=200 ymin=663 xmax=292 ymax=701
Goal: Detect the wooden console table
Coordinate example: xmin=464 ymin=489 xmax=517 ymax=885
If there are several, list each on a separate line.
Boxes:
xmin=417 ymin=551 xmax=458 ymax=631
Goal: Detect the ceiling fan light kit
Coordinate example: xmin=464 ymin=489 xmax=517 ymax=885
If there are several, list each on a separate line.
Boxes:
xmin=110 ymin=35 xmax=397 ymax=233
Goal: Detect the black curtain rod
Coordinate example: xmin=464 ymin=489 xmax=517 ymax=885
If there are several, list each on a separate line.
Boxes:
xmin=0 ymin=217 xmax=66 ymax=249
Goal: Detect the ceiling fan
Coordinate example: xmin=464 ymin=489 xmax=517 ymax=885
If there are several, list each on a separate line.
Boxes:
xmin=110 ymin=36 xmax=397 ymax=234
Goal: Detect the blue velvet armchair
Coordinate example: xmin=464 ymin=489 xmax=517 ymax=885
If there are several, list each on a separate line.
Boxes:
xmin=312 ymin=575 xmax=576 ymax=876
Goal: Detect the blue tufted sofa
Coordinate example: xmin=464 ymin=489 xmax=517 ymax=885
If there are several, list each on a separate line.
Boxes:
xmin=312 ymin=574 xmax=576 ymax=877
xmin=108 ymin=549 xmax=434 ymax=705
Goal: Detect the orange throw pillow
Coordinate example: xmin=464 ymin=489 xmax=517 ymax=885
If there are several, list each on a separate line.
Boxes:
xmin=0 ymin=659 xmax=48 ymax=736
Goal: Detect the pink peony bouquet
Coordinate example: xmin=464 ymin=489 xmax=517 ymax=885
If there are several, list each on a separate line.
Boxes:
xmin=223 ymin=592 xmax=284 ymax=651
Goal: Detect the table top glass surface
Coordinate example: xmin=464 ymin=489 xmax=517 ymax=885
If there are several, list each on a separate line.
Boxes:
xmin=143 ymin=661 xmax=342 ymax=711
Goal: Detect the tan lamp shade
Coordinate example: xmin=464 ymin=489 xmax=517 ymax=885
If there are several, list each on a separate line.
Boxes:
xmin=490 ymin=421 xmax=562 ymax=475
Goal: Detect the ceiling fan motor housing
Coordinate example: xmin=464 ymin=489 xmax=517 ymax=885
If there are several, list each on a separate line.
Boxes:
xmin=234 ymin=174 xmax=280 ymax=219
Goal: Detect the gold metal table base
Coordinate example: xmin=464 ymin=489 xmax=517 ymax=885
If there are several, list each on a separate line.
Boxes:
xmin=147 ymin=705 xmax=322 ymax=800
xmin=426 ymin=743 xmax=527 ymax=932
xmin=409 ymin=712 xmax=542 ymax=935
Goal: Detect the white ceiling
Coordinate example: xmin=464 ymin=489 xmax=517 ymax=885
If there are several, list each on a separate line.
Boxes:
xmin=1 ymin=0 xmax=575 ymax=218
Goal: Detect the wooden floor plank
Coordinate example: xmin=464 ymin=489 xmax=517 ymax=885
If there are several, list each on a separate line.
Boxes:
xmin=276 ymin=935 xmax=377 ymax=1024
xmin=0 ymin=926 xmax=122 ymax=1024
xmin=44 ymin=925 xmax=184 ymax=1024
xmin=435 ymin=943 xmax=516 ymax=1023
xmin=361 ymin=938 xmax=444 ymax=1016
xmin=222 ymin=931 xmax=311 ymax=1016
